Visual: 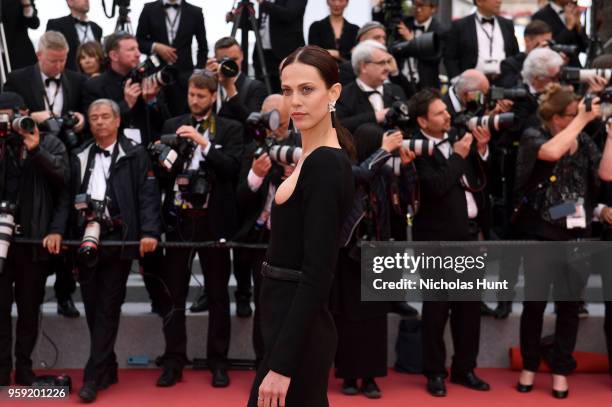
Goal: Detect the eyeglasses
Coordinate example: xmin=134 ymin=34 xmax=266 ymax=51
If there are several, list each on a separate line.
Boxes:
xmin=366 ymin=59 xmax=393 ymax=67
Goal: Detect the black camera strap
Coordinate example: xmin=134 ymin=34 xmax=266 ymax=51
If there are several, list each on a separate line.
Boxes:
xmin=164 ymin=8 xmax=182 ymax=45
xmin=80 ymin=143 xmax=120 ymax=199
xmin=42 ymin=85 xmax=62 ymax=117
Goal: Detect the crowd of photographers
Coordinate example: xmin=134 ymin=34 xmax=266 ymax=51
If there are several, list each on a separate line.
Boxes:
xmin=1 ymin=0 xmax=612 ymax=402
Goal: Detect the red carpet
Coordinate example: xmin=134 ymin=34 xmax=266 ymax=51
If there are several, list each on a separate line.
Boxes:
xmin=14 ymin=368 xmax=612 ymax=406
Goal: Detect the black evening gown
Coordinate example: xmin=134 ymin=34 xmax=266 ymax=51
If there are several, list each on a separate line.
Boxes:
xmin=247 ymin=147 xmax=354 ymax=407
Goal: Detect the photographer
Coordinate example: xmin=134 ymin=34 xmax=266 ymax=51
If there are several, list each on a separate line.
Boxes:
xmin=336 ymin=40 xmax=407 ymax=134
xmin=0 ymin=92 xmax=70 ymax=386
xmin=1 ymin=0 xmax=39 ymax=69
xmin=71 ymin=99 xmax=161 ymax=402
xmin=206 ymin=37 xmax=268 ymax=127
xmin=409 ymin=89 xmax=492 ymax=397
xmin=82 ymin=32 xmax=171 ymax=147
xmin=152 ymin=72 xmax=243 ymax=389
xmin=234 ymin=94 xmax=300 ymax=363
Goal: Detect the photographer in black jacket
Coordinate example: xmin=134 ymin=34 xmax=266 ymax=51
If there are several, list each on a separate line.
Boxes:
xmin=152 ymin=72 xmax=243 ymax=389
xmin=0 ymin=92 xmax=70 ymax=386
xmin=72 ymin=99 xmax=161 ymax=403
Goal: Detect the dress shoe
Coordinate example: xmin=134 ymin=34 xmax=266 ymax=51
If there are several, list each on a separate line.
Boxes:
xmin=97 ymin=368 xmax=118 ymax=390
xmin=235 ymin=292 xmax=253 ymax=318
xmin=341 ymin=378 xmax=359 ymax=395
xmin=151 ymin=302 xmax=162 ymax=316
xmin=57 ymin=298 xmax=80 ymax=318
xmin=516 ymin=382 xmax=533 ymax=393
xmin=426 ymin=377 xmax=447 ymax=397
xmin=494 ymin=301 xmax=512 ymax=319
xmin=157 ymin=368 xmax=183 ymax=387
xmin=211 ymin=368 xmax=229 ymax=388
xmin=578 ymin=301 xmax=589 ymax=318
xmin=14 ymin=368 xmax=36 ymax=386
xmin=552 ymin=389 xmax=569 ymax=399
xmin=0 ymin=372 xmax=10 ymax=386
xmin=190 ymin=290 xmax=209 ymax=313
xmin=480 ymin=302 xmax=496 ymax=317
xmin=78 ymin=381 xmax=98 ymax=403
xmin=391 ymin=302 xmax=419 ymax=317
xmin=450 ymin=372 xmax=490 ymax=391
xmin=361 ymin=378 xmax=381 ymax=399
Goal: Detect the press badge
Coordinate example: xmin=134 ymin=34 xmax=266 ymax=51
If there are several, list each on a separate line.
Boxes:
xmin=124 ymin=128 xmax=142 ymax=144
xmin=566 ymin=199 xmax=587 ymax=229
xmin=483 ymin=59 xmax=500 ymax=76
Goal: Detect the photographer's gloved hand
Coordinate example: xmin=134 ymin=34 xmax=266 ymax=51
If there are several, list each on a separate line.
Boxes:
xmin=43 ymin=234 xmax=62 ymax=255
xmin=472 ymin=126 xmax=491 ymax=156
xmin=153 ymin=42 xmax=178 ymax=65
xmin=139 ymin=237 xmax=158 ymax=257
xmin=141 ymin=77 xmax=161 ymax=103
xmin=587 ymin=76 xmax=609 ymax=94
xmin=453 ymin=132 xmax=473 ymax=159
xmin=381 ymin=130 xmax=403 ymax=153
xmin=397 ymin=21 xmax=414 ymax=42
xmin=124 ymin=79 xmax=143 ymax=109
xmin=252 ymin=153 xmax=272 ymax=178
xmin=375 ymin=108 xmax=390 ymax=123
xmin=176 ymin=125 xmax=209 ymax=149
xmin=16 ymin=124 xmax=40 ymax=151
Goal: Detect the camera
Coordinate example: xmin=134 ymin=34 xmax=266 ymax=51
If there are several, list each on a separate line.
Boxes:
xmin=218 ymin=57 xmax=239 ymax=78
xmin=32 ymin=374 xmax=72 ymax=393
xmin=585 ymin=87 xmax=612 ymax=121
xmin=487 ymin=86 xmax=527 ymax=109
xmin=74 ymin=194 xmax=110 ymax=269
xmin=0 ymin=201 xmax=16 ymax=276
xmin=457 ymin=112 xmax=515 ymax=133
xmin=176 ymin=164 xmax=212 ymax=209
xmin=127 ymin=55 xmax=179 ymax=87
xmin=246 ymin=110 xmax=280 ymax=144
xmin=560 ymin=67 xmax=612 ymax=84
xmin=383 ymin=99 xmax=412 ymax=131
xmin=389 ymin=32 xmax=440 ymax=59
xmin=41 ymin=112 xmax=81 ymax=150
xmin=148 ymin=134 xmax=195 ymax=171
xmin=547 ymin=40 xmax=578 ymax=56
xmin=267 ymin=144 xmax=302 ymax=165
xmin=0 ymin=113 xmax=36 ymax=141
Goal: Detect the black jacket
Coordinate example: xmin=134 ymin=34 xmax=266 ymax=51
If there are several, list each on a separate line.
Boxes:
xmin=399 ymin=16 xmax=446 ymax=89
xmin=258 ymin=0 xmax=307 ymax=59
xmin=70 ymin=136 xmax=162 ymax=258
xmin=444 ymin=13 xmax=520 ymax=80
xmin=498 ymin=52 xmax=527 ymax=88
xmin=0 ymin=133 xmax=70 ymax=261
xmin=338 ymin=61 xmax=416 ymax=100
xmin=217 ymin=73 xmax=268 ymax=127
xmin=159 ymin=114 xmax=244 ymax=239
xmin=532 ymin=4 xmax=588 ymax=67
xmin=412 ymin=130 xmax=490 ymax=241
xmin=81 ymin=68 xmax=171 ymax=145
xmin=45 ymin=15 xmax=103 ymax=72
xmin=336 ymin=80 xmax=407 ymax=134
xmin=307 ymin=16 xmax=359 ymax=61
xmin=4 ymin=64 xmax=87 ymax=115
xmin=136 ymin=0 xmax=208 ymax=71
xmin=1 ymin=0 xmax=39 ymax=69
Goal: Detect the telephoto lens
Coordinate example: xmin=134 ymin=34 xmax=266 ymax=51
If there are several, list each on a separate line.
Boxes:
xmin=0 ymin=201 xmax=16 ymax=276
xmin=77 ymin=220 xmax=101 ymax=269
xmin=560 ymin=67 xmax=612 ymax=84
xmin=401 ymin=139 xmax=435 ymax=156
xmin=268 ymin=145 xmax=302 ymax=165
xmin=219 ymin=58 xmax=239 ymax=78
xmin=12 ymin=116 xmax=36 ymax=133
xmin=467 ymin=112 xmax=515 ymax=132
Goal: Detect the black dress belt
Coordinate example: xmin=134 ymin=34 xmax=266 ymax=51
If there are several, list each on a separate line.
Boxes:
xmin=261 ymin=261 xmax=302 ymax=282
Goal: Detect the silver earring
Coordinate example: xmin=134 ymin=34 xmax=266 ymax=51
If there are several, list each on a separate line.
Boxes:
xmin=328 ymin=102 xmax=336 ymax=113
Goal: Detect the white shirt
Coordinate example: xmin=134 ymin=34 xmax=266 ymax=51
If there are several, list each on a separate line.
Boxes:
xmin=186 ymin=128 xmax=212 ymax=170
xmin=163 ymin=0 xmax=182 ymax=44
xmin=401 ymin=17 xmax=433 ymax=83
xmin=356 ymin=78 xmax=384 ymax=112
xmin=87 ymin=142 xmax=115 ymax=205
xmin=259 ymin=0 xmax=276 ymax=50
xmin=550 ymin=1 xmax=566 ymax=25
xmin=474 ymin=12 xmax=506 ymax=76
xmin=41 ymin=71 xmax=64 ymax=117
xmin=448 ymin=86 xmax=463 ymax=114
xmin=73 ymin=16 xmax=96 ymax=44
xmin=247 ymin=169 xmax=275 ymax=230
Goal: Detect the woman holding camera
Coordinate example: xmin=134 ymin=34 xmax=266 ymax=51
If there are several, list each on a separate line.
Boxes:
xmin=513 ymin=84 xmax=601 ymax=399
xmin=247 ymin=46 xmax=355 ymax=407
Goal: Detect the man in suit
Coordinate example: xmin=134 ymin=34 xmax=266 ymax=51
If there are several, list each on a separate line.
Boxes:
xmin=442 ymin=69 xmax=491 ymax=122
xmin=1 ymin=0 xmax=39 ymax=70
xmin=532 ymin=0 xmax=588 ymax=67
xmin=336 ymin=40 xmax=407 ymax=134
xmin=254 ymin=0 xmax=307 ymax=93
xmin=136 ymin=0 xmax=208 ymax=115
xmin=82 ymin=32 xmax=170 ymax=146
xmin=46 ymin=0 xmax=103 ymax=72
xmin=444 ymin=0 xmax=519 ymax=82
xmin=396 ymin=0 xmax=445 ymax=89
xmin=153 ymin=72 xmax=243 ymax=389
xmin=409 ymin=88 xmax=492 ymax=397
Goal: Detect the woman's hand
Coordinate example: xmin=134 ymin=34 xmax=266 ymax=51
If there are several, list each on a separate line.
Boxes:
xmin=258 ymin=370 xmax=290 ymax=407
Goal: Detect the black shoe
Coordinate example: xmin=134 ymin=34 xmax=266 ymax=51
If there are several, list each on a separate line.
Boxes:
xmin=361 ymin=378 xmax=381 ymax=399
xmin=450 ymin=372 xmax=490 ymax=391
xmin=57 ymin=298 xmax=80 ymax=318
xmin=78 ymin=381 xmax=97 ymax=403
xmin=552 ymin=389 xmax=569 ymax=399
xmin=494 ymin=301 xmax=512 ymax=319
xmin=189 ymin=291 xmax=209 ymax=313
xmin=391 ymin=302 xmax=419 ymax=317
xmin=235 ymin=292 xmax=253 ymax=318
xmin=516 ymin=382 xmax=533 ymax=393
xmin=156 ymin=368 xmax=182 ymax=387
xmin=480 ymin=302 xmax=496 ymax=317
xmin=341 ymin=378 xmax=359 ymax=395
xmin=151 ymin=302 xmax=162 ymax=316
xmin=14 ymin=368 xmax=36 ymax=386
xmin=426 ymin=377 xmax=447 ymax=397
xmin=578 ymin=302 xmax=589 ymax=318
xmin=211 ymin=368 xmax=229 ymax=388
xmin=0 ymin=372 xmax=9 ymax=386
xmin=97 ymin=368 xmax=118 ymax=390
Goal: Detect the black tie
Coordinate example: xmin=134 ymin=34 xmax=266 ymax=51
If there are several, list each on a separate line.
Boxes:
xmin=365 ymin=90 xmax=381 ymax=97
xmin=44 ymin=77 xmax=60 ymax=87
xmin=558 ymin=8 xmax=564 ymax=15
xmin=414 ymin=25 xmax=425 ymax=32
xmin=73 ymin=17 xmax=89 ymax=27
xmin=163 ymin=3 xmax=180 ymax=9
xmin=481 ymin=17 xmax=495 ymax=25
xmin=93 ymin=145 xmax=111 ymax=157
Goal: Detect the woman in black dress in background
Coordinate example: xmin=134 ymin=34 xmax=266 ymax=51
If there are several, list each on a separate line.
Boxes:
xmin=247 ymin=46 xmax=355 ymax=407
xmin=308 ymin=0 xmax=359 ymax=62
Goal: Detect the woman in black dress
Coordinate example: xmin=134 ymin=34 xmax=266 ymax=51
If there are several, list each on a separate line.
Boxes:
xmin=247 ymin=45 xmax=355 ymax=407
xmin=308 ymin=0 xmax=359 ymax=62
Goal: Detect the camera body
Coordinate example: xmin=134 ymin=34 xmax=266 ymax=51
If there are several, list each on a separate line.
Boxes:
xmin=487 ymin=86 xmax=527 ymax=108
xmin=247 ymin=110 xmax=280 ymax=145
xmin=41 ymin=112 xmax=81 ymax=150
xmin=74 ymin=194 xmax=111 ymax=269
xmin=585 ymin=87 xmax=612 ymax=121
xmin=149 ymin=133 xmax=196 ymax=171
xmin=127 ymin=55 xmax=178 ymax=87
xmin=176 ymin=164 xmax=213 ymax=209
xmin=547 ymin=40 xmax=578 ymax=56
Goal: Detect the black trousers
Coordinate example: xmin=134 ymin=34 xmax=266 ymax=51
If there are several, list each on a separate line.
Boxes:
xmin=253 ymin=49 xmax=281 ymax=94
xmin=0 ymin=245 xmax=47 ymax=375
xmin=160 ymin=215 xmax=231 ymax=370
xmin=605 ymin=301 xmax=612 ymax=376
xmin=50 ymin=254 xmax=76 ymax=302
xmin=233 ymin=248 xmax=253 ymax=299
xmin=79 ymin=253 xmax=131 ymax=384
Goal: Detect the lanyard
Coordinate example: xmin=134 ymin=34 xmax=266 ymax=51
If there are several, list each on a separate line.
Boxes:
xmin=77 ymin=23 xmax=90 ymax=44
xmin=165 ymin=9 xmax=181 ymax=44
xmin=476 ymin=17 xmax=495 ymax=58
xmin=42 ymin=83 xmax=62 ymax=116
xmin=81 ymin=143 xmax=120 ymax=197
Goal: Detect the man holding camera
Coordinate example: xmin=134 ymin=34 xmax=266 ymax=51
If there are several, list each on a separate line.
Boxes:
xmin=0 ymin=91 xmax=70 ymax=386
xmin=82 ymin=32 xmax=170 ymax=147
xmin=409 ymin=88 xmax=491 ymax=397
xmin=337 ymin=40 xmax=407 ymax=134
xmin=153 ymin=72 xmax=243 ymax=389
xmin=206 ymin=37 xmax=268 ymax=126
xmin=46 ymin=0 xmax=103 ymax=72
xmin=71 ymin=98 xmax=161 ymax=402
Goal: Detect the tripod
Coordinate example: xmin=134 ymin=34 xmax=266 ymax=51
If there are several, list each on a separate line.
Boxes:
xmin=0 ymin=0 xmax=12 ymax=88
xmin=229 ymin=0 xmax=272 ymax=94
xmin=102 ymin=0 xmax=133 ymax=33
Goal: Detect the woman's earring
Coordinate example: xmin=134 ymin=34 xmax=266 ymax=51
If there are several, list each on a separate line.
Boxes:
xmin=328 ymin=101 xmax=336 ymax=113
